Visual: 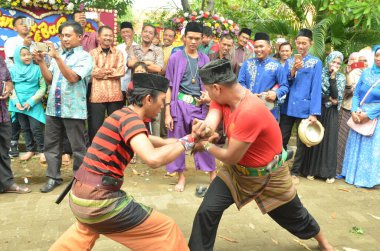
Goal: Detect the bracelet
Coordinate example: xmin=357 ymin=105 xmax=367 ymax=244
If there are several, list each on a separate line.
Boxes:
xmin=165 ymin=103 xmax=170 ymax=106
xmin=178 ymin=135 xmax=195 ymax=151
xmin=203 ymin=142 xmax=213 ymax=151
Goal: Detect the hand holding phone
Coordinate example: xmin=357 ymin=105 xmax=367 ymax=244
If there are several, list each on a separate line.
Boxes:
xmin=350 ymin=61 xmax=365 ymax=70
xmin=35 ymin=42 xmax=50 ymax=52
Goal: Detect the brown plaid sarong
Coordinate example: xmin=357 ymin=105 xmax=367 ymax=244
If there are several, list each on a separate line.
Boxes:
xmin=218 ymin=163 xmax=296 ymax=214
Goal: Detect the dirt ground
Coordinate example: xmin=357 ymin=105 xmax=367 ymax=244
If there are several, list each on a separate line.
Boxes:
xmin=1 ymin=155 xmax=380 ymax=251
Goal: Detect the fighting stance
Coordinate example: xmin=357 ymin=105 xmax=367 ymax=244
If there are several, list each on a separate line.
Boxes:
xmin=49 ymin=73 xmax=191 ymax=251
xmin=188 ymin=60 xmax=334 ymax=251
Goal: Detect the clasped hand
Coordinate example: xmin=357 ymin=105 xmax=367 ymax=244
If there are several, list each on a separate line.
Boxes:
xmin=191 ymin=119 xmax=219 ymax=152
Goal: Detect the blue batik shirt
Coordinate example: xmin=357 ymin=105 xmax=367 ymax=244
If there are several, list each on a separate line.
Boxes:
xmin=280 ymin=54 xmax=322 ymax=119
xmin=238 ymin=57 xmax=289 ymax=119
xmin=46 ymin=46 xmax=93 ymax=119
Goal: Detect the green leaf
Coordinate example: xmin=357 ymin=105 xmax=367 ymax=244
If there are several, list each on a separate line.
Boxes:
xmin=350 ymin=226 xmax=364 ymax=235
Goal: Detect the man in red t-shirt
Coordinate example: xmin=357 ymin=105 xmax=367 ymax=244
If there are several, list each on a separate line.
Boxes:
xmin=188 ymin=60 xmax=334 ymax=251
xmin=50 ymin=73 xmax=193 ymax=251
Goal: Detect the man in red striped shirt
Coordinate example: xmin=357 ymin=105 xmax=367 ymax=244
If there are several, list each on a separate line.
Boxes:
xmin=50 ymin=73 xmax=194 ymax=251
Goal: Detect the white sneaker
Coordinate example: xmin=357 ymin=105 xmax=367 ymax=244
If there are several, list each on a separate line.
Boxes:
xmin=307 ymin=175 xmax=315 ymax=180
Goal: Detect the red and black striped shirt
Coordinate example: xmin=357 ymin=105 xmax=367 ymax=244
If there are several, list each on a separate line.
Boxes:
xmin=82 ymin=107 xmax=147 ymax=178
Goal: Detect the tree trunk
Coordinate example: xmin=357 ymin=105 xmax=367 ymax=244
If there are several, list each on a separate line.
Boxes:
xmin=206 ymin=0 xmax=215 ymax=12
xmin=181 ymin=0 xmax=191 ymax=12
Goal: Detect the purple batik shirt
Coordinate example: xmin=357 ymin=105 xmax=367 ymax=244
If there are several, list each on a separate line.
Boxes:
xmin=165 ymin=50 xmax=210 ymax=121
xmin=0 ymin=56 xmax=11 ymax=123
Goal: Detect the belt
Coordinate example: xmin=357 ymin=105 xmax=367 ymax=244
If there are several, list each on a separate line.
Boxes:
xmin=74 ymin=167 xmax=123 ymax=191
xmin=178 ymin=92 xmax=198 ymax=106
xmin=235 ymin=149 xmax=287 ymax=177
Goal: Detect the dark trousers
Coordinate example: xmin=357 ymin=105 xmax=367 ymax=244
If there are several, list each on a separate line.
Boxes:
xmin=88 ymin=102 xmax=124 ymax=143
xmin=62 ymin=128 xmax=72 ymax=155
xmin=279 ymin=114 xmax=307 ymax=176
xmin=44 ymin=115 xmax=87 ymax=181
xmin=16 ymin=113 xmax=44 ymax=152
xmin=11 ymin=118 xmax=21 ymax=143
xmin=188 ymin=176 xmax=320 ymax=251
xmin=0 ymin=122 xmax=14 ymax=191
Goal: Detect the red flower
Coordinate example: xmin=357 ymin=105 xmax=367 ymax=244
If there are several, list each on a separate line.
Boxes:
xmin=203 ymin=13 xmax=209 ymax=18
xmin=212 ymin=16 xmax=218 ymax=20
xmin=190 ymin=16 xmax=196 ymax=21
xmin=179 ymin=17 xmax=185 ymax=23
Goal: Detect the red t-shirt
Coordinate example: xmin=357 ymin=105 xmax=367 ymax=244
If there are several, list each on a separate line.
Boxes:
xmin=210 ymin=92 xmax=282 ymax=167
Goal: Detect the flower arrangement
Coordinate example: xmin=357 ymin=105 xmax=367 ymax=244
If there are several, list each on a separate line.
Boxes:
xmin=4 ymin=0 xmax=85 ymax=12
xmin=170 ymin=10 xmax=240 ymax=37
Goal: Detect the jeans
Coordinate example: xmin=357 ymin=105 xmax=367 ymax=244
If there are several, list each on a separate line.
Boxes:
xmin=16 ymin=113 xmax=44 ymax=152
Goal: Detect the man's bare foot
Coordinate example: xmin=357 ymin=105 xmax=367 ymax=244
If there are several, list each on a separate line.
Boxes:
xmin=318 ymin=243 xmax=335 ymax=251
xmin=209 ymin=170 xmax=217 ymax=182
xmin=175 ymin=172 xmax=186 ymax=192
xmin=315 ymin=231 xmax=335 ymax=251
xmin=20 ymin=151 xmax=34 ymax=161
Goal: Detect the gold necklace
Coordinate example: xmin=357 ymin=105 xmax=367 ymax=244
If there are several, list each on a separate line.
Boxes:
xmin=184 ymin=51 xmax=199 ymax=84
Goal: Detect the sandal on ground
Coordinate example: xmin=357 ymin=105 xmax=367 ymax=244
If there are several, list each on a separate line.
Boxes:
xmin=174 ymin=183 xmax=185 ymax=192
xmin=326 ymin=178 xmax=335 ymax=184
xmin=62 ymin=154 xmax=71 ymax=166
xmin=130 ymin=155 xmax=137 ymax=164
xmin=4 ymin=183 xmax=31 ymax=194
xmin=307 ymin=175 xmax=315 ymax=180
xmin=165 ymin=172 xmax=176 ymax=177
xmin=195 ymin=185 xmax=208 ymax=198
xmin=20 ymin=152 xmax=35 ymax=161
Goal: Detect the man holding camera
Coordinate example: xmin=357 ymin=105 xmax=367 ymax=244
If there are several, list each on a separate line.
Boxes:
xmin=33 ymin=21 xmax=93 ymax=193
xmin=279 ymin=28 xmax=322 ymax=184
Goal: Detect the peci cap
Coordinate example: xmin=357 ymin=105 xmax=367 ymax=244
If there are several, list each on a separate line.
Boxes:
xmin=120 ymin=21 xmax=133 ymax=30
xmin=254 ymin=32 xmax=270 ymax=42
xmin=199 ymin=59 xmax=237 ymax=85
xmin=133 ymin=73 xmax=169 ymax=93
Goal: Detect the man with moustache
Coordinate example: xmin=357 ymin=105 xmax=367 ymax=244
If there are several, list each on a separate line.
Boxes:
xmin=88 ymin=26 xmax=125 ymax=142
xmin=127 ymin=24 xmax=164 ymax=74
xmin=165 ymin=22 xmax=216 ymax=192
xmin=161 ymin=27 xmax=177 ymax=75
xmin=231 ymin=28 xmax=254 ymax=74
xmin=280 ymin=28 xmax=322 ymax=184
xmin=198 ymin=26 xmax=218 ymax=57
xmin=33 ymin=21 xmax=93 ymax=193
xmin=238 ymin=32 xmax=288 ymax=120
xmin=117 ymin=21 xmax=138 ymax=104
xmin=128 ymin=24 xmax=164 ymax=137
xmin=208 ymin=34 xmax=234 ymax=61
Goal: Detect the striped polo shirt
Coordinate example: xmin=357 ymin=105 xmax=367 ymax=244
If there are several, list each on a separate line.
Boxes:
xmin=82 ymin=107 xmax=147 ymax=178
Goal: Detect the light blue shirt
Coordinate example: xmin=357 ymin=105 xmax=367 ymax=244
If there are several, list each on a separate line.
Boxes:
xmin=46 ymin=46 xmax=93 ymax=119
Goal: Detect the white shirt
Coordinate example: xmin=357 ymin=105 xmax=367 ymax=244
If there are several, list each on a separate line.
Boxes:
xmin=4 ymin=35 xmax=25 ymax=68
xmin=116 ymin=41 xmax=137 ymax=92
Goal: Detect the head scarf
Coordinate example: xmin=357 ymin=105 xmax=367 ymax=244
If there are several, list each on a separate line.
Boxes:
xmin=322 ymin=51 xmax=346 ymax=109
xmin=10 ymin=46 xmax=41 ymax=84
xmin=371 ymin=46 xmax=380 ymax=75
xmin=348 ymin=52 xmax=359 ymax=65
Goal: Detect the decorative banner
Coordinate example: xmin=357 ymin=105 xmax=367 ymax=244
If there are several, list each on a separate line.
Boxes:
xmin=0 ymin=7 xmax=118 ymax=58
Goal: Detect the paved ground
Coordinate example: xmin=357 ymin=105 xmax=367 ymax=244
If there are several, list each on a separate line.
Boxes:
xmin=1 ymin=155 xmax=380 ymax=251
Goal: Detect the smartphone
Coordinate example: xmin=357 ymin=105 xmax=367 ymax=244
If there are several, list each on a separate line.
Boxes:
xmin=21 ymin=18 xmax=34 ymax=28
xmin=85 ymin=12 xmax=98 ymax=20
xmin=35 ymin=42 xmax=49 ymax=52
xmin=351 ymin=61 xmax=365 ymax=70
xmin=294 ymin=54 xmax=302 ymax=61
xmin=1 ymin=81 xmax=7 ymax=96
